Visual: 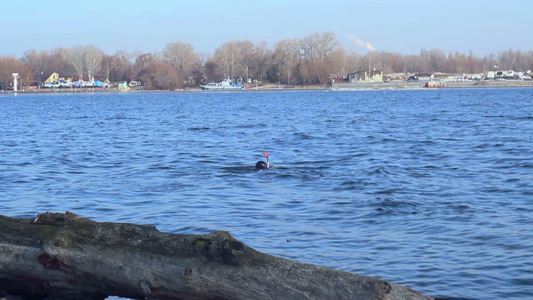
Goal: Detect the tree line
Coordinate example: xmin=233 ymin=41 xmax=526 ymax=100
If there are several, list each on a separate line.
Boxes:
xmin=1 ymin=32 xmax=533 ymax=90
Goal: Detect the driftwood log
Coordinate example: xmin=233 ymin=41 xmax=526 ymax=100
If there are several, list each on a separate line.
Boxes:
xmin=0 ymin=212 xmax=433 ymax=300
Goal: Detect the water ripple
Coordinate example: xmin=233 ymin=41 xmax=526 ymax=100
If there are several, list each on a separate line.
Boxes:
xmin=0 ymin=89 xmax=532 ymax=299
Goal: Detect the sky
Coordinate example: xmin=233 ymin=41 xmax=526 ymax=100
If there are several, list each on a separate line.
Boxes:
xmin=1 ymin=0 xmax=532 ymax=58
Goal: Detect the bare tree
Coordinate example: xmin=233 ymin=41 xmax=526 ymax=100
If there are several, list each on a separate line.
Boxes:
xmin=386 ymin=52 xmax=406 ymax=74
xmin=297 ymin=35 xmax=316 ymax=82
xmin=236 ymin=40 xmax=255 ymax=81
xmin=329 ymin=48 xmax=346 ymax=77
xmin=214 ymin=40 xmax=258 ymax=81
xmin=344 ymin=50 xmax=362 ymax=73
xmin=449 ymin=52 xmax=465 ymax=74
xmin=70 ymin=46 xmax=85 ymax=80
xmin=465 ymin=51 xmax=483 ymax=73
xmin=49 ymin=47 xmax=72 ymax=75
xmin=20 ymin=49 xmax=39 ymax=71
xmin=214 ymin=41 xmax=239 ymax=80
xmin=144 ymin=60 xmax=182 ymax=90
xmin=162 ymin=41 xmax=195 ymax=77
xmin=0 ymin=56 xmax=33 ymax=89
xmin=273 ymin=39 xmax=299 ymax=84
xmin=316 ymin=32 xmax=338 ymax=62
xmin=195 ymin=52 xmax=210 ymax=71
xmin=192 ymin=52 xmax=210 ymax=84
xmin=134 ymin=53 xmax=155 ymax=78
xmin=21 ymin=49 xmax=51 ymax=76
xmin=84 ymin=45 xmax=104 ymax=81
xmin=250 ymin=41 xmax=272 ymax=81
xmin=526 ymin=51 xmax=533 ymax=70
xmin=297 ymin=32 xmax=340 ymax=84
xmin=21 ymin=48 xmax=71 ymax=78
xmin=203 ymin=60 xmax=223 ymax=83
xmin=108 ymin=50 xmax=134 ymax=82
xmin=428 ymin=49 xmax=446 ymax=72
xmin=100 ymin=55 xmax=113 ymax=81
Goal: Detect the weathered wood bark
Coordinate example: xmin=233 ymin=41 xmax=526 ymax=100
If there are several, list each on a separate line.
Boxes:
xmin=0 ymin=212 xmax=433 ymax=300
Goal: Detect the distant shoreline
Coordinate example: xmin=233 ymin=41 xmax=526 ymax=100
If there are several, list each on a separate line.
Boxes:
xmin=1 ymin=80 xmax=532 ymax=94
xmin=330 ymin=80 xmax=533 ymax=91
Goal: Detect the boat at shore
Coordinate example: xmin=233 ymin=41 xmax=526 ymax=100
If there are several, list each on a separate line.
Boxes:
xmin=200 ymin=79 xmax=244 ymax=90
xmin=424 ymin=79 xmax=446 ymax=88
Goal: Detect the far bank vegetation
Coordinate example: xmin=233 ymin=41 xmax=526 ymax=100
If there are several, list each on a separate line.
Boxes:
xmin=1 ymin=32 xmax=533 ymax=90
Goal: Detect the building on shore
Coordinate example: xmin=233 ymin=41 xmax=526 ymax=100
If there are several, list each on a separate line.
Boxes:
xmin=345 ymin=69 xmax=383 ymax=83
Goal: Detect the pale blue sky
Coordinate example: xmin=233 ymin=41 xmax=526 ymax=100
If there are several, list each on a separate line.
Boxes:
xmin=2 ymin=0 xmax=532 ymax=57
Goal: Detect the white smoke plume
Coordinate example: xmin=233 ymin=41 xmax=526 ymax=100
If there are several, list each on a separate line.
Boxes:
xmin=346 ymin=35 xmax=376 ymax=52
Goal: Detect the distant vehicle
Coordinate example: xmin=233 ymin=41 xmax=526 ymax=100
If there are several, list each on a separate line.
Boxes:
xmin=407 ymin=75 xmax=419 ymax=82
xmin=522 ymin=75 xmax=532 ymax=81
xmin=503 ymin=70 xmax=515 ymax=79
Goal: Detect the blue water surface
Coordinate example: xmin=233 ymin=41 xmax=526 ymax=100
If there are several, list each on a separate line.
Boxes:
xmin=1 ymin=88 xmax=532 ymax=299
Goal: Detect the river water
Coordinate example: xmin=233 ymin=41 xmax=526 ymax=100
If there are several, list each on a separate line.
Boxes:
xmin=1 ymin=89 xmax=532 ymax=299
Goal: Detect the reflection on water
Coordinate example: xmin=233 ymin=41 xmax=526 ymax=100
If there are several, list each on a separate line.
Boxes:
xmin=1 ymin=89 xmax=532 ymax=299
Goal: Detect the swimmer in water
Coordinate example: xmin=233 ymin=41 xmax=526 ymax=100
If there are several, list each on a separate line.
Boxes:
xmin=255 ymin=152 xmax=270 ymax=170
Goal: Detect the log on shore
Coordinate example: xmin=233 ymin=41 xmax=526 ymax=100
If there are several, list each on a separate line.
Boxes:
xmin=0 ymin=211 xmax=434 ymax=300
